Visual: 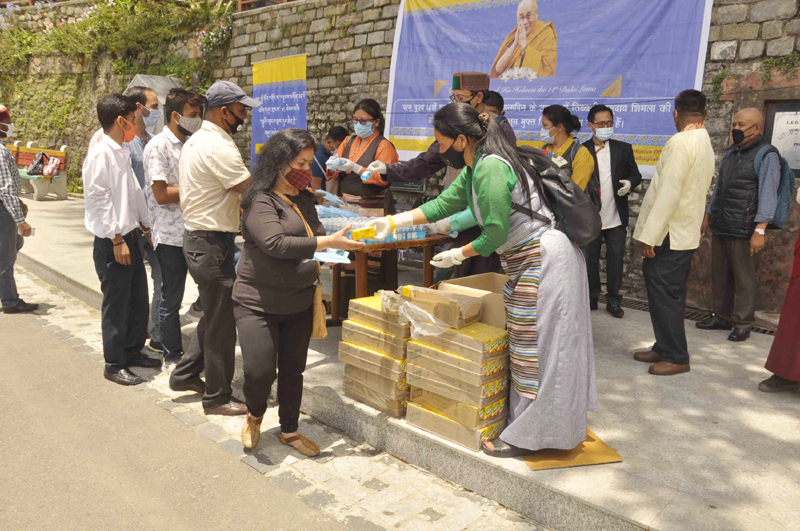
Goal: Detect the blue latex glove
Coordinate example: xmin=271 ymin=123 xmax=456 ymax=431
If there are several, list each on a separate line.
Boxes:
xmin=449 ymin=208 xmax=478 ymax=232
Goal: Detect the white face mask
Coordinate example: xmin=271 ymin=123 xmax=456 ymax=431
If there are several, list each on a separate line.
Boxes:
xmin=594 ymin=127 xmax=614 ymax=142
xmin=539 ymin=126 xmax=555 ymax=145
xmin=177 ymin=114 xmax=203 ymax=134
xmin=142 ymin=108 xmax=161 ymax=130
xmin=1 ymin=122 xmax=15 ymax=138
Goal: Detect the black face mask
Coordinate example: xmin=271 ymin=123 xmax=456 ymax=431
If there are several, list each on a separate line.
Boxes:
xmin=731 ymin=124 xmax=757 ymax=146
xmin=441 ymin=136 xmax=466 ymax=169
xmin=225 ymin=108 xmax=245 ymax=134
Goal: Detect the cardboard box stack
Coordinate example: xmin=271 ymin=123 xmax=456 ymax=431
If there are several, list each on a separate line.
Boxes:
xmin=402 ymin=296 xmax=510 ymax=452
xmin=338 ymin=296 xmax=411 ymax=417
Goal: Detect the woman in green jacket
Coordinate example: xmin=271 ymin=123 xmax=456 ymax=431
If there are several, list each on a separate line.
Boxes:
xmin=368 ymin=103 xmax=597 ymax=456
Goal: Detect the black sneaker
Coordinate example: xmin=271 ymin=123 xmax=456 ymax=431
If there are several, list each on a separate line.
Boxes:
xmin=128 ymin=353 xmax=162 ymax=369
xmin=3 ymin=300 xmax=39 ymax=314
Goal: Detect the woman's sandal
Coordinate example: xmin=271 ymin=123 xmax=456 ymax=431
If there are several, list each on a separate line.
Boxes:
xmin=482 ymin=438 xmax=533 ymax=458
xmin=241 ymin=413 xmax=263 ymax=450
xmin=280 ymin=432 xmax=321 ymax=457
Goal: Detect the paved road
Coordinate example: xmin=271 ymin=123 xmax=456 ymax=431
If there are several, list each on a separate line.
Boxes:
xmin=0 ymin=313 xmax=344 ymax=531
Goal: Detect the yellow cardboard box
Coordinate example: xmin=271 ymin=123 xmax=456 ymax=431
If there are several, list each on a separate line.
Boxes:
xmin=407 ymin=362 xmax=508 ymax=407
xmin=343 ymin=364 xmax=409 ymax=398
xmin=410 ymin=387 xmax=507 ymax=429
xmin=416 ymin=321 xmax=508 ymax=362
xmin=407 ymin=342 xmax=508 ymax=386
xmin=338 ymin=342 xmax=406 ymax=382
xmin=406 ymin=403 xmax=504 ymax=452
xmin=349 ymin=296 xmax=411 ymax=338
xmin=400 ymin=286 xmax=482 ymax=330
xmin=342 ymin=320 xmax=408 ymax=360
xmin=344 ymin=376 xmax=408 ymax=417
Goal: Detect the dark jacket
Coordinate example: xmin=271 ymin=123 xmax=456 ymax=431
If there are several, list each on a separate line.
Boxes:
xmin=709 ymin=135 xmax=769 ymax=239
xmin=386 ymin=117 xmax=517 ymax=183
xmin=582 ymin=138 xmax=642 ymax=227
xmin=233 ymin=190 xmax=325 ymax=315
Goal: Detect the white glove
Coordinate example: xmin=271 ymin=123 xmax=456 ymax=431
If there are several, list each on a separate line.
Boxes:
xmin=432 ymin=217 xmax=452 ymax=235
xmin=366 ymin=161 xmax=387 ymax=175
xmin=326 ymin=156 xmax=363 ymax=174
xmin=430 ymin=247 xmax=466 ymax=269
xmin=367 ymin=211 xmax=414 ymax=240
xmin=617 ymin=180 xmax=631 ymax=196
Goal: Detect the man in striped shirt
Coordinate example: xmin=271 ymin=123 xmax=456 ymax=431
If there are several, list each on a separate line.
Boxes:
xmin=0 ymin=105 xmax=39 ymax=314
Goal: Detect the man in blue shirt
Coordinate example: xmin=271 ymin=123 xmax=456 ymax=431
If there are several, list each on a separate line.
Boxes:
xmin=124 ymin=86 xmax=164 ymax=352
xmin=311 ymin=126 xmax=348 ymax=191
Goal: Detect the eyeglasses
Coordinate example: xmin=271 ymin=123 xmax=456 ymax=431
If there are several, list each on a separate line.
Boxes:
xmin=517 ymin=12 xmax=536 ymax=22
xmin=592 ymin=121 xmax=614 ymax=128
xmin=450 ymin=92 xmax=476 ymax=103
xmin=353 ymin=118 xmax=375 ymax=125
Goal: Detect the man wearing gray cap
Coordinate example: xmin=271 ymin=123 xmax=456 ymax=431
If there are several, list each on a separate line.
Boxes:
xmin=169 ymin=81 xmax=259 ymax=415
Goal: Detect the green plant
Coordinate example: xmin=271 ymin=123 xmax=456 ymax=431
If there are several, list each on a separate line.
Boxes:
xmin=711 ymin=70 xmax=741 ymax=98
xmin=763 ymin=52 xmax=800 ymax=83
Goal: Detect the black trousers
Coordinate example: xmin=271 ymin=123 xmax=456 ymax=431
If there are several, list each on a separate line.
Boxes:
xmin=234 ymin=303 xmax=313 ymax=432
xmin=170 ymin=232 xmax=237 ymax=408
xmin=93 ymin=232 xmax=148 ymax=368
xmin=712 ymin=234 xmax=761 ymax=330
xmin=587 ymin=225 xmax=627 ymax=305
xmin=643 ymin=236 xmax=695 ymax=365
xmin=156 ymin=244 xmax=188 ymax=358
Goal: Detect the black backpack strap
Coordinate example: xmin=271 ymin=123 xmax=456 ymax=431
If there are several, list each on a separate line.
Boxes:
xmin=511 ymin=202 xmax=551 ymax=224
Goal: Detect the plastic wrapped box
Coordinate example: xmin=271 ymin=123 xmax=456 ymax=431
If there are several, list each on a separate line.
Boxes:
xmin=343 ymin=364 xmax=409 ymax=398
xmin=349 ymin=296 xmax=411 ymax=338
xmin=407 ymin=342 xmax=508 ymax=386
xmin=400 ymin=286 xmax=482 ymax=330
xmin=406 ymin=403 xmax=505 ymax=452
xmin=414 ymin=321 xmax=509 ymax=362
xmin=344 ymin=376 xmax=408 ymax=417
xmin=338 ymin=342 xmax=406 ymax=382
xmin=342 ymin=320 xmax=408 ymax=360
xmin=407 ymin=362 xmax=508 ymax=407
xmin=410 ymin=387 xmax=507 ymax=429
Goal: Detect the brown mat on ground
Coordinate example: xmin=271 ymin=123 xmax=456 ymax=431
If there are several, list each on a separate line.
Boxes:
xmin=523 ymin=429 xmax=621 ymax=471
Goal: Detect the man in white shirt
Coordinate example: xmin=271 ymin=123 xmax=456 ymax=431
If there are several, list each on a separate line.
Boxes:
xmin=169 ymin=81 xmax=256 ymax=416
xmin=583 ymin=104 xmax=642 ymax=318
xmin=83 ymin=94 xmax=162 ymax=386
xmin=633 ymin=89 xmax=716 ymax=376
xmin=143 ymin=88 xmax=205 ymax=367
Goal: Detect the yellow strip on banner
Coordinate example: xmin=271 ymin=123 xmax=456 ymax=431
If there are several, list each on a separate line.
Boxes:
xmin=253 ymin=55 xmax=307 ymax=86
xmin=255 ymin=143 xmax=265 ymax=155
xmin=393 ymin=136 xmax=663 ymax=166
xmin=406 ymin=0 xmax=488 ymax=12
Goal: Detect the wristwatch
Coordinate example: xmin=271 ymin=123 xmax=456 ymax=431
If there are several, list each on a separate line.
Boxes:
xmin=754 ymin=228 xmax=766 ymax=236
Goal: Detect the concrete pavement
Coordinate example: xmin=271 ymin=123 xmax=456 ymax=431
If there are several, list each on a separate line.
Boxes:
xmin=0 ymin=311 xmax=344 ymax=531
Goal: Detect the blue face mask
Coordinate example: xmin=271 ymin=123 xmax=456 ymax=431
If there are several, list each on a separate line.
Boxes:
xmin=354 ymin=122 xmax=374 ymax=139
xmin=594 ymin=127 xmax=614 ymax=142
xmin=142 ymin=108 xmax=161 ymax=130
xmin=539 ymin=127 xmax=555 ymax=145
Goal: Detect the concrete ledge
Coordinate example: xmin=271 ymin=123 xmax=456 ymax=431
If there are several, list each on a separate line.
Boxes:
xmin=300 ymin=383 xmax=643 ymax=531
xmin=17 ymin=251 xmax=102 ymax=310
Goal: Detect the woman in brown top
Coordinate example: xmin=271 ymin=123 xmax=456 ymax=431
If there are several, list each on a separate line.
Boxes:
xmin=234 ymin=128 xmax=363 ymax=455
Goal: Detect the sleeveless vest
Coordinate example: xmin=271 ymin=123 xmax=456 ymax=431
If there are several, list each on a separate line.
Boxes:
xmin=710 ymin=135 xmax=769 ymax=239
xmin=340 ymin=134 xmax=390 ymax=197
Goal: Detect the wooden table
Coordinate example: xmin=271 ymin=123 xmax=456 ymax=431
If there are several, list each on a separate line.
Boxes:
xmin=330 ymin=235 xmax=453 ymax=322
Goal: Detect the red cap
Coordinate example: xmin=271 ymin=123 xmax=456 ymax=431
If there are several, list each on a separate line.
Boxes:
xmin=0 ymin=105 xmax=9 ymax=122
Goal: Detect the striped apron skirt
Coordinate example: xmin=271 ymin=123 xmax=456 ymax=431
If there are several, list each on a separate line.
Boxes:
xmin=499 ymin=227 xmax=598 ymax=451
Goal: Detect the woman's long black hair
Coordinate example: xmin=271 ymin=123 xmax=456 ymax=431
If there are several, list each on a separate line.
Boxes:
xmin=433 ymin=102 xmax=545 ymax=216
xmin=542 ymin=104 xmax=581 ymax=134
xmin=354 ymin=98 xmax=385 ymax=136
xmin=242 ymin=127 xmax=316 ymax=210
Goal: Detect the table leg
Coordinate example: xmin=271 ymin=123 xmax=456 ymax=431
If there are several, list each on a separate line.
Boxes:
xmin=423 ymin=245 xmax=434 ymax=287
xmin=331 ymin=264 xmax=341 ymax=322
xmin=355 ymin=252 xmax=369 ymax=298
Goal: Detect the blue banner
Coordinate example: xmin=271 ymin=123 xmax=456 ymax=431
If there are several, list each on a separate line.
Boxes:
xmin=386 ymin=0 xmax=713 ymax=174
xmin=251 ymin=55 xmax=307 ymax=171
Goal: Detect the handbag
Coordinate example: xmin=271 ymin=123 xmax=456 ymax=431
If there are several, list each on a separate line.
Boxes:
xmin=26 ymin=152 xmax=49 ymax=176
xmin=43 ymin=156 xmax=61 ymax=177
xmin=274 ymin=191 xmax=328 ymax=339
xmin=515 ymin=146 xmax=602 ymax=247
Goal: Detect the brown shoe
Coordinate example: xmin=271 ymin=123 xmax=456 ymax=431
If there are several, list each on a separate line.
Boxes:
xmin=649 ymin=361 xmax=690 ymax=376
xmin=280 ymin=432 xmax=321 ymax=457
xmin=241 ymin=413 xmax=263 ymax=449
xmin=634 ymin=350 xmax=661 ymax=363
xmin=204 ymin=401 xmax=247 ymax=416
xmin=758 ymin=375 xmax=800 ymax=393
